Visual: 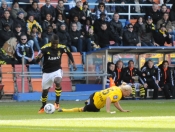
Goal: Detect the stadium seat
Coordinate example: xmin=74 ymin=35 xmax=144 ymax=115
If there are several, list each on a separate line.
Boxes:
xmin=28 ymin=65 xmax=42 ymax=78
xmin=119 ymin=19 xmax=126 ymax=27
xmin=72 ymin=52 xmax=82 ymax=64
xmin=130 ymin=19 xmax=137 ymax=25
xmin=1 ymin=79 xmax=15 ymax=95
xmin=14 ymin=65 xmax=28 ymax=79
xmin=1 ymin=65 xmax=13 ymax=79
xmin=31 ymin=79 xmax=42 ymax=92
xmin=154 ymin=0 xmax=160 ymax=4
xmin=70 ymin=64 xmax=85 ymax=80
xmin=16 ymin=78 xmax=29 ymax=93
xmin=61 ymin=53 xmax=69 ymax=68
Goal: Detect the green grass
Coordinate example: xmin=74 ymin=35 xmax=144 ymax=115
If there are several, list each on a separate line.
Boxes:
xmin=0 ymin=100 xmax=175 ymax=132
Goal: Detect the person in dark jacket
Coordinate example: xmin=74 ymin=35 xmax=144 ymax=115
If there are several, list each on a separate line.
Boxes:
xmin=115 ymin=0 xmax=128 ymax=19
xmin=57 ymin=23 xmax=71 ymax=46
xmin=143 ymin=0 xmax=155 ymax=16
xmin=115 ymin=60 xmax=124 ymax=86
xmin=106 ymin=62 xmax=116 ymax=88
xmin=14 ymin=24 xmax=25 ymax=42
xmin=153 ymin=24 xmax=172 ymax=46
xmin=55 ymin=0 xmax=66 ymax=20
xmin=133 ymin=16 xmax=144 ymax=33
xmin=160 ymin=4 xmax=168 ymax=17
xmin=93 ymin=12 xmax=109 ymax=34
xmin=14 ymin=11 xmax=27 ymax=33
xmin=69 ymin=22 xmax=84 ymax=52
xmin=16 ymin=34 xmax=35 ymax=64
xmin=109 ymin=12 xmax=123 ymax=46
xmin=97 ymin=22 xmax=118 ymax=48
xmin=0 ymin=10 xmax=14 ymax=31
xmin=158 ymin=60 xmax=175 ymax=99
xmin=55 ymin=13 xmax=68 ymax=32
xmin=169 ymin=3 xmax=175 ymax=22
xmin=123 ymin=23 xmax=141 ymax=46
xmin=42 ymin=13 xmax=56 ymax=32
xmin=69 ymin=0 xmax=85 ymax=24
xmin=146 ymin=3 xmax=162 ymax=25
xmin=27 ymin=1 xmax=41 ymax=23
xmin=0 ymin=0 xmax=8 ymax=18
xmin=123 ymin=60 xmax=145 ymax=98
xmin=82 ymin=2 xmax=92 ymax=25
xmin=141 ymin=59 xmax=160 ymax=99
xmin=40 ymin=0 xmax=56 ymax=21
xmin=0 ymin=23 xmax=14 ymax=48
xmin=42 ymin=25 xmax=55 ymax=45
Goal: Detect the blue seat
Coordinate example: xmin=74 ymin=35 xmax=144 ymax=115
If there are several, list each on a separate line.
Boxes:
xmin=70 ymin=64 xmax=85 ymax=80
xmin=28 ymin=65 xmax=42 ymax=78
xmin=119 ymin=19 xmax=126 ymax=27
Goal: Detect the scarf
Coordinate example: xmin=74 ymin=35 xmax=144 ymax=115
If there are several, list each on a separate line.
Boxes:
xmin=56 ymin=5 xmax=65 ymax=12
xmin=159 ymin=29 xmax=166 ymax=35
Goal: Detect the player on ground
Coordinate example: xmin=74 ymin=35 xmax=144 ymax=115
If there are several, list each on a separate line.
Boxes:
xmin=58 ymin=82 xmax=132 ymax=113
xmin=36 ymin=34 xmax=76 ymax=113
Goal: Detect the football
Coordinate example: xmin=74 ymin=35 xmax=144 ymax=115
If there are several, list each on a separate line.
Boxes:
xmin=44 ymin=103 xmax=55 ymax=114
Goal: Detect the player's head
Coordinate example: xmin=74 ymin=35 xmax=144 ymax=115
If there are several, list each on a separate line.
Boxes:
xmin=120 ymin=82 xmax=132 ymax=97
xmin=51 ymin=34 xmax=59 ymax=49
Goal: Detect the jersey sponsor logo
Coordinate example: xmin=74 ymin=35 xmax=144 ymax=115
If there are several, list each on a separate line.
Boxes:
xmin=113 ymin=95 xmax=118 ymax=99
xmin=48 ymin=56 xmax=60 ymax=60
xmin=47 ymin=52 xmax=50 ymax=54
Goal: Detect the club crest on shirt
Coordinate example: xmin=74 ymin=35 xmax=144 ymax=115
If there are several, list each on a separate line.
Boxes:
xmin=113 ymin=95 xmax=118 ymax=99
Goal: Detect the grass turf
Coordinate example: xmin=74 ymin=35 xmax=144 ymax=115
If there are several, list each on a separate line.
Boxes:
xmin=0 ymin=100 xmax=175 ymax=132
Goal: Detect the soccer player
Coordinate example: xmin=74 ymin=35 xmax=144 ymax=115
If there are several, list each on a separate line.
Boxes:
xmin=36 ymin=34 xmax=77 ymax=113
xmin=122 ymin=60 xmax=145 ymax=99
xmin=58 ymin=82 xmax=132 ymax=113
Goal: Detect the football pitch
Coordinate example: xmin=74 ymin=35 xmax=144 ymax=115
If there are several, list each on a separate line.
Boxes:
xmin=0 ymin=100 xmax=175 ymax=132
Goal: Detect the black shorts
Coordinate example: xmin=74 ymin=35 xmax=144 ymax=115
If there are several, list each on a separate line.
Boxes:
xmin=83 ymin=93 xmax=100 ymax=112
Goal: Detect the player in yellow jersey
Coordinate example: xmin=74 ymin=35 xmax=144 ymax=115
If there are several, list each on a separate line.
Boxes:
xmin=58 ymin=82 xmax=132 ymax=113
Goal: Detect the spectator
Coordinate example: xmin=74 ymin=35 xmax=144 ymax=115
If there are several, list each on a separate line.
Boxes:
xmin=108 ymin=0 xmax=117 ymax=14
xmin=109 ymin=13 xmax=123 ymax=46
xmin=55 ymin=13 xmax=68 ymax=32
xmin=55 ymin=0 xmax=66 ymax=20
xmin=27 ymin=1 xmax=41 ymax=23
xmin=82 ymin=2 xmax=92 ymax=24
xmin=141 ymin=60 xmax=160 ymax=99
xmin=63 ymin=0 xmax=70 ymax=19
xmin=130 ymin=0 xmax=145 ymax=19
xmin=41 ymin=0 xmax=56 ymax=21
xmin=14 ymin=12 xmax=27 ymax=33
xmin=158 ymin=60 xmax=175 ymax=99
xmin=81 ymin=18 xmax=93 ymax=36
xmin=160 ymin=4 xmax=168 ymax=17
xmin=0 ymin=23 xmax=14 ymax=48
xmin=161 ymin=0 xmax=174 ymax=4
xmin=123 ymin=23 xmax=140 ymax=46
xmin=18 ymin=0 xmax=39 ymax=11
xmin=169 ymin=3 xmax=175 ymax=31
xmin=11 ymin=2 xmax=27 ymax=19
xmin=69 ymin=22 xmax=83 ymax=52
xmin=97 ymin=22 xmax=118 ymax=48
xmin=42 ymin=13 xmax=56 ymax=32
xmin=42 ymin=25 xmax=55 ymax=45
xmin=146 ymin=3 xmax=162 ymax=25
xmin=153 ymin=24 xmax=172 ymax=46
xmin=26 ymin=14 xmax=42 ymax=35
xmin=16 ymin=34 xmax=35 ymax=64
xmin=28 ymin=24 xmax=42 ymax=51
xmin=115 ymin=60 xmax=124 ymax=86
xmin=69 ymin=0 xmax=85 ymax=24
xmin=71 ymin=15 xmax=82 ymax=31
xmin=84 ymin=28 xmax=99 ymax=51
xmin=0 ymin=10 xmax=14 ymax=31
xmin=93 ymin=12 xmax=109 ymax=34
xmin=138 ymin=16 xmax=158 ymax=46
xmin=95 ymin=2 xmax=110 ymax=22
xmin=143 ymin=0 xmax=155 ymax=16
xmin=116 ymin=0 xmax=129 ymax=19
xmin=106 ymin=62 xmax=116 ymax=88
xmin=94 ymin=0 xmax=110 ymax=12
xmin=0 ymin=0 xmax=8 ymax=18
xmin=133 ymin=16 xmax=144 ymax=33
xmin=157 ymin=12 xmax=174 ymax=44
xmin=14 ymin=24 xmax=25 ymax=42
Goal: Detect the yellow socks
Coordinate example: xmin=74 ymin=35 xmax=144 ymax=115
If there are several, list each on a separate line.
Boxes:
xmin=62 ymin=108 xmax=83 ymax=112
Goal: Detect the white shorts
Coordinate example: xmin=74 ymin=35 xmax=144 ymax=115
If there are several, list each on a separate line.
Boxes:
xmin=42 ymin=69 xmax=63 ymax=90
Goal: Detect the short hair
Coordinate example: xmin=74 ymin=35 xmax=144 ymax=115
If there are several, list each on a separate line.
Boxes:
xmin=58 ymin=0 xmax=64 ymax=3
xmin=163 ymin=12 xmax=169 ymax=16
xmin=116 ymin=60 xmax=123 ymax=65
xmin=4 ymin=10 xmax=10 ymax=14
xmin=98 ymin=2 xmax=105 ymax=9
xmin=51 ymin=34 xmax=59 ymax=42
xmin=71 ymin=22 xmax=77 ymax=26
xmin=120 ymin=82 xmax=132 ymax=91
xmin=20 ymin=34 xmax=27 ymax=38
xmin=101 ymin=22 xmax=107 ymax=26
xmin=47 ymin=25 xmax=53 ymax=29
xmin=1 ymin=0 xmax=7 ymax=5
xmin=32 ymin=1 xmax=38 ymax=5
xmin=128 ymin=60 xmax=134 ymax=65
xmin=161 ymin=4 xmax=167 ymax=8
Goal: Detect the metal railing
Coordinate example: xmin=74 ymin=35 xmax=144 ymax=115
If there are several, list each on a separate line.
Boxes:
xmin=1 ymin=2 xmax=172 ymax=20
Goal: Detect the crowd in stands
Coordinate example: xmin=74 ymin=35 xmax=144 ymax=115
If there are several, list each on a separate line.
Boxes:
xmin=0 ymin=0 xmax=175 ymax=65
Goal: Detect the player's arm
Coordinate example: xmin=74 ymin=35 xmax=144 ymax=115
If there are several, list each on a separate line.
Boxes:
xmin=64 ymin=47 xmax=77 ymax=70
xmin=106 ymin=97 xmax=112 ymax=113
xmin=114 ymin=101 xmax=130 ymax=112
xmin=35 ymin=50 xmax=43 ymax=63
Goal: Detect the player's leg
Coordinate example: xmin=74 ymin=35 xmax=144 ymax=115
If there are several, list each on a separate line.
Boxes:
xmin=139 ymin=84 xmax=145 ymax=99
xmin=54 ymin=77 xmax=62 ymax=110
xmin=38 ymin=89 xmax=49 ymax=113
xmin=59 ymin=107 xmax=84 ymax=112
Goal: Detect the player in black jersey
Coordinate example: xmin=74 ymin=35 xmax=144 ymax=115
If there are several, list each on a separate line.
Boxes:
xmin=36 ymin=35 xmax=77 ymax=113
